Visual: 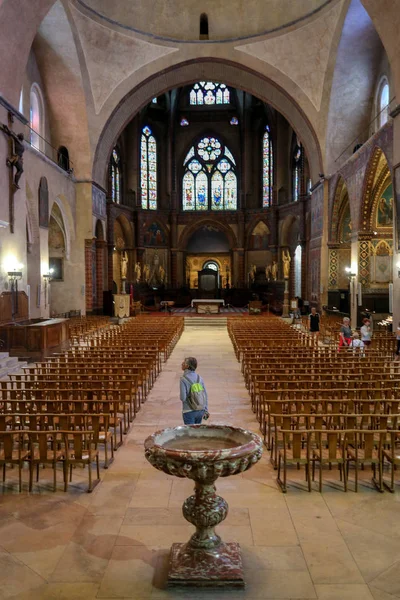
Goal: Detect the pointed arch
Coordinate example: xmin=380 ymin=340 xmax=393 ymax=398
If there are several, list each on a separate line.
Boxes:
xmin=330 ymin=177 xmax=351 ymax=243
xmin=360 ymin=146 xmax=393 ymax=233
xmin=178 ymin=218 xmax=237 ymax=251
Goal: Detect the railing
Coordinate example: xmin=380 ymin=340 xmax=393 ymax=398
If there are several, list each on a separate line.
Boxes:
xmin=25 ymin=124 xmax=74 ymax=174
xmin=334 ymin=97 xmax=396 ymax=166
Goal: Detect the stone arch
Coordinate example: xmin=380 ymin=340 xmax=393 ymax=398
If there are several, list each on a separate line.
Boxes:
xmin=92 ymin=59 xmax=323 ymax=188
xmin=246 ymin=219 xmax=270 ymax=250
xmin=330 ymin=176 xmax=351 ymax=243
xmin=178 ymin=217 xmax=237 ymax=251
xmin=113 ymin=214 xmax=134 ymax=248
xmin=95 ymin=219 xmax=105 ymax=241
xmin=360 ymin=146 xmax=392 ymax=233
xmin=280 ymin=214 xmax=299 ymax=248
xmin=50 ymin=196 xmax=73 ymax=260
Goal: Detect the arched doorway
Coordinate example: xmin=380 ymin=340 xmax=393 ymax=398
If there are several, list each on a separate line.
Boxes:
xmin=184 ymin=224 xmax=231 ymax=290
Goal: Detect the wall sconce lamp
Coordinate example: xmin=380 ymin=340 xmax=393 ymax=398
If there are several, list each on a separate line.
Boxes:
xmin=43 ymin=269 xmax=54 ymax=309
xmin=7 ymin=268 xmax=23 ymax=319
xmin=345 ymin=267 xmax=356 ymax=279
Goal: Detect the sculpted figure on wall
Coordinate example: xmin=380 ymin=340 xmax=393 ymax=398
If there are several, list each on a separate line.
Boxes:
xmin=282 ymin=249 xmax=291 ymax=279
xmin=265 ymin=264 xmax=272 ymax=280
xmin=134 ymin=261 xmax=141 ymax=282
xmin=271 ymin=261 xmax=278 ymax=281
xmin=143 ymin=263 xmax=150 ymax=283
xmin=249 ymin=264 xmax=256 ymax=283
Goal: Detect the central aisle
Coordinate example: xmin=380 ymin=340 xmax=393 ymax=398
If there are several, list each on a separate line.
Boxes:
xmin=3 ymin=326 xmax=395 ymax=599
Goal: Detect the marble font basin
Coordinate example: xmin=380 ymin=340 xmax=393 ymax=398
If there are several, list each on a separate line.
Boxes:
xmin=144 ymin=424 xmax=263 ymax=587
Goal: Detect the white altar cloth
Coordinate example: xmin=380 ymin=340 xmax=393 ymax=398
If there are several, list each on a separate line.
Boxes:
xmin=191 ymin=299 xmax=225 ymax=308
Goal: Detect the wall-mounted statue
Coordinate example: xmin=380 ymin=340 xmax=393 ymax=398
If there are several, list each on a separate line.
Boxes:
xmin=134 ymin=261 xmax=141 ymax=282
xmin=143 ymin=264 xmax=150 ymax=284
xmin=249 ymin=264 xmax=257 ymax=283
xmin=2 ymin=125 xmax=25 ymax=189
xmin=265 ymin=264 xmax=272 ymax=280
xmin=159 ymin=265 xmax=166 ymax=284
xmin=282 ymin=248 xmax=291 ymax=279
xmin=271 ymin=261 xmax=278 ymax=281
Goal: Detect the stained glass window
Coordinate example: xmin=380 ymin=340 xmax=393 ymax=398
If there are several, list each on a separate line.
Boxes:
xmin=262 ymin=125 xmax=273 ymax=208
xmin=110 ymin=147 xmax=121 ymax=203
xmin=379 ymin=82 xmax=390 ymax=127
xmin=293 ymin=142 xmax=303 ymax=202
xmin=189 ymin=82 xmax=230 ymax=106
xmin=180 ymin=117 xmax=189 ymax=127
xmin=140 ymin=126 xmax=157 ymax=210
xmin=230 ymin=117 xmax=239 ymax=125
xmin=182 ymin=137 xmax=237 ymax=211
xmin=152 ymin=97 xmax=157 ymax=104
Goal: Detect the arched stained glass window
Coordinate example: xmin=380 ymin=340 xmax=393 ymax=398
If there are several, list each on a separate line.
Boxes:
xmin=182 ymin=136 xmax=237 ymax=211
xmin=379 ymin=81 xmax=390 ymax=128
xmin=140 ymin=126 xmax=157 ymax=210
xmin=110 ymin=147 xmax=121 ymax=203
xmin=30 ymin=84 xmax=44 ymax=151
xmin=262 ymin=125 xmax=273 ymax=208
xmin=189 ymin=82 xmax=230 ymax=106
xmin=292 ymin=142 xmax=303 ymax=202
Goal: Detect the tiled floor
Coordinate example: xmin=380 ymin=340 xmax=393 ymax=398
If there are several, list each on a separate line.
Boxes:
xmin=1 ymin=327 xmax=400 ymax=599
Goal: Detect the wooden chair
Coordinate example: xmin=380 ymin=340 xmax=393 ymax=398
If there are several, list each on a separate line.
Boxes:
xmin=0 ymin=431 xmax=29 ymax=492
xmin=312 ymin=430 xmax=348 ymax=492
xmin=382 ymin=431 xmax=400 ymax=493
xmin=346 ymin=429 xmax=385 ymax=492
xmin=277 ymin=428 xmax=312 ymax=493
xmin=63 ymin=430 xmax=100 ymax=493
xmin=28 ymin=431 xmax=65 ymax=492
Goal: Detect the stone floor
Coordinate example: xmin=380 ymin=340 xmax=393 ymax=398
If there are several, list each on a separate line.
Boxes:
xmin=1 ymin=327 xmax=400 ymax=599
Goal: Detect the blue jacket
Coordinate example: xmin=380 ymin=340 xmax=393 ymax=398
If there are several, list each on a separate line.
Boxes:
xmin=180 ymin=369 xmax=208 ymax=413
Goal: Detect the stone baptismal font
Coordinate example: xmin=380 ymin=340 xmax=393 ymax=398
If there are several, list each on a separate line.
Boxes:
xmin=144 ymin=424 xmax=263 ymax=587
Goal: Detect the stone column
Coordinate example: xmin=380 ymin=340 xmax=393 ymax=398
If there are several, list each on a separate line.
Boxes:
xmin=95 ymin=240 xmax=107 ymax=311
xmin=84 ymin=238 xmax=94 ymax=313
xmin=391 ymin=106 xmax=400 ymax=329
xmin=282 ymin=278 xmax=290 ymax=318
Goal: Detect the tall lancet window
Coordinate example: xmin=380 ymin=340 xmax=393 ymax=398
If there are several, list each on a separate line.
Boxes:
xmin=110 ymin=147 xmax=121 ymax=203
xmin=182 ymin=137 xmax=237 ymax=211
xmin=292 ymin=142 xmax=303 ymax=202
xmin=141 ymin=126 xmax=157 ymax=210
xmin=262 ymin=125 xmax=273 ymax=207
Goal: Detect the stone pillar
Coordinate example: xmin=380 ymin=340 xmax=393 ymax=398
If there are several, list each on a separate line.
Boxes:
xmin=282 ymin=278 xmax=290 ymax=317
xmin=95 ymin=240 xmax=107 ymax=311
xmin=84 ymin=238 xmax=94 ymax=313
xmin=352 ymin=235 xmax=363 ymax=327
xmin=391 ymin=106 xmax=400 ymax=329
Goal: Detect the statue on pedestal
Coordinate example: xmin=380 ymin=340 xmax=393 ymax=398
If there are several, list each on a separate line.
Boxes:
xmin=121 ymin=250 xmax=128 ymax=279
xmin=271 ymin=261 xmax=278 ymax=281
xmin=134 ymin=261 xmax=141 ymax=282
xmin=143 ymin=264 xmax=150 ymax=284
xmin=282 ymin=249 xmax=291 ymax=279
xmin=249 ymin=264 xmax=257 ymax=284
xmin=159 ymin=265 xmax=166 ymax=284
xmin=265 ymin=264 xmax=272 ymax=281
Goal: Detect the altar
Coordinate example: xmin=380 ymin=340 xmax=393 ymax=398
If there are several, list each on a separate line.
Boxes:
xmin=191 ymin=299 xmax=225 ymax=314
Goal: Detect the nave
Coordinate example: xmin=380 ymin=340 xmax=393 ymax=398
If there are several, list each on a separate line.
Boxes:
xmin=0 ymin=324 xmax=399 ymax=599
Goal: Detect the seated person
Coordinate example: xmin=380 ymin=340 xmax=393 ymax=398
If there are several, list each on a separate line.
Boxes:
xmin=350 ymin=331 xmax=365 ymax=355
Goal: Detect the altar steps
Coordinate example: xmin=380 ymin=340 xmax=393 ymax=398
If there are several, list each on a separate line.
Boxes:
xmin=184 ymin=317 xmax=227 ymax=329
xmin=0 ymin=352 xmax=28 ymax=380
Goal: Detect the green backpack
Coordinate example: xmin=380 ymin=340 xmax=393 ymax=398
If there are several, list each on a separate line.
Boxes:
xmin=183 ymin=375 xmax=207 ymax=411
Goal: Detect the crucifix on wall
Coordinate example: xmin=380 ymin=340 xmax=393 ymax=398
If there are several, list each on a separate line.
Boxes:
xmin=1 ymin=112 xmax=25 ymax=233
